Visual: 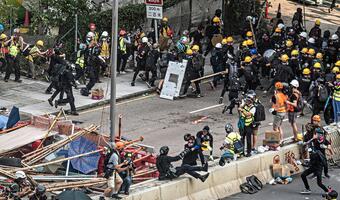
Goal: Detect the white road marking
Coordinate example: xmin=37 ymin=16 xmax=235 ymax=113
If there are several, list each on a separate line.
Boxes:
xmin=189 ymin=104 xmax=224 ymax=114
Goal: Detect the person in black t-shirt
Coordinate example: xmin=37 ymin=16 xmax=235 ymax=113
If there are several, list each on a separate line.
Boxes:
xmin=190 ymin=25 xmax=204 ymax=54
xmin=182 ymin=134 xmax=205 ymax=166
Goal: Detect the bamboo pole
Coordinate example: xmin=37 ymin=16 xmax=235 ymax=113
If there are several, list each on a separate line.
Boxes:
xmin=191 ymin=71 xmax=228 ymax=83
xmin=37 ymin=110 xmax=63 ymax=149
xmin=11 ymin=149 xmax=103 ymax=173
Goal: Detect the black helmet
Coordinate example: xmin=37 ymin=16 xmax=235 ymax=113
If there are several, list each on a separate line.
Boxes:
xmin=160 ymin=146 xmax=169 ymax=155
xmin=36 ymin=184 xmax=46 ymax=194
xmin=184 ymin=134 xmax=192 ymax=141
xmin=328 ymin=190 xmax=338 ymax=199
xmin=203 ymin=125 xmax=210 ymax=132
xmin=225 ymin=123 xmax=233 ymax=134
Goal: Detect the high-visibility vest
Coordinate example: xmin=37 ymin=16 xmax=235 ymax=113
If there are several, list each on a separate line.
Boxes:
xmin=119 ymin=37 xmax=126 ymax=54
xmin=333 ymin=85 xmax=340 ymax=101
xmin=242 ymin=105 xmax=254 ymax=127
xmin=273 ymin=92 xmax=287 ymax=113
xmin=26 ymin=46 xmax=39 ymax=62
xmin=76 ymin=51 xmax=85 ymax=68
xmin=9 ymin=42 xmax=19 ymax=57
xmin=100 ymin=40 xmax=110 ymax=58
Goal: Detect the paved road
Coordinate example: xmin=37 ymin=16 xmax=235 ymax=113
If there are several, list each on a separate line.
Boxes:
xmin=225 ymin=167 xmax=340 ymax=200
xmin=68 ymin=79 xmax=314 ymax=155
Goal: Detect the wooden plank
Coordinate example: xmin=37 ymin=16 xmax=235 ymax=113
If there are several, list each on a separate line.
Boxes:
xmin=0 ymin=126 xmax=57 ymax=154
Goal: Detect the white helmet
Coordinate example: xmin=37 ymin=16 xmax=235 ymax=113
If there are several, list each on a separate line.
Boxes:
xmin=308 ymin=37 xmax=315 ymax=44
xmin=215 ymin=43 xmax=222 ymax=49
xmin=86 ymin=32 xmax=95 ymax=38
xmin=141 ymin=37 xmax=148 ymax=43
xmin=299 ymin=32 xmax=307 ymax=38
xmin=101 ymin=31 xmax=109 ymax=37
xmin=15 ymin=171 xmax=26 ymax=179
xmin=278 ymin=23 xmax=285 ymax=29
xmin=290 ymin=79 xmax=299 ymax=88
xmin=331 ymin=34 xmax=339 ymax=40
xmin=180 ymin=36 xmax=188 ymax=44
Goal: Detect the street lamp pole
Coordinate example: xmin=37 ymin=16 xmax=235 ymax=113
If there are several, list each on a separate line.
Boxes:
xmin=110 ymin=0 xmax=118 ymax=142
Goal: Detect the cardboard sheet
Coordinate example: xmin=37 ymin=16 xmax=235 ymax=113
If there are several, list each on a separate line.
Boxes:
xmin=0 ymin=126 xmax=57 ymax=154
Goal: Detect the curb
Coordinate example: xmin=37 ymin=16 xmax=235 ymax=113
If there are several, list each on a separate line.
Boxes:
xmin=47 ymin=87 xmax=157 ymax=116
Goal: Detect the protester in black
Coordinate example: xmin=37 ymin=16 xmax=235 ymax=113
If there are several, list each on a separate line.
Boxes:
xmin=156 ymin=146 xmax=209 ymax=182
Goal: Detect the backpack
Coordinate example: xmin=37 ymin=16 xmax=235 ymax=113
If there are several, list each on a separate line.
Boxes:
xmin=22 ymin=44 xmax=34 ymax=57
xmin=229 ymin=76 xmax=241 ymax=91
xmin=227 ymin=135 xmax=244 ymax=154
xmin=243 ymin=66 xmax=254 ymax=81
xmin=294 ymin=91 xmax=303 ymax=112
xmin=254 ymin=102 xmax=266 ymax=122
xmin=210 ymin=51 xmax=221 ymax=66
xmin=103 ymin=150 xmax=115 ymax=178
xmin=318 ymin=84 xmax=329 ymax=102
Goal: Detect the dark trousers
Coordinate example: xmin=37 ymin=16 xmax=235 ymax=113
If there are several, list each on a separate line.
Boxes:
xmin=212 ymin=65 xmax=222 ymax=87
xmin=301 ymin=167 xmax=328 ymax=192
xmin=117 ymin=51 xmax=128 ymax=72
xmin=50 ymin=84 xmax=64 ymax=101
xmin=0 ymin=57 xmax=7 ymax=73
xmin=4 ymin=55 xmax=20 ymax=80
xmin=57 ymin=87 xmax=76 ymax=111
xmin=182 ymin=80 xmax=201 ymax=95
xmin=46 ymin=82 xmax=55 ymax=93
xmin=145 ymin=67 xmax=157 ymax=86
xmin=132 ymin=60 xmax=145 ymax=83
xmin=175 ymin=164 xmax=204 ymax=179
xmin=86 ymin=69 xmax=96 ymax=91
xmin=75 ymin=65 xmax=85 ymax=80
xmin=242 ymin=126 xmax=253 ymax=154
xmin=331 ymin=0 xmax=336 ymax=9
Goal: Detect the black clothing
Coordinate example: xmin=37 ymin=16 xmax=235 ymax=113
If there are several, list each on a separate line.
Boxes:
xmin=183 ymin=143 xmax=205 ymax=166
xmin=196 ymin=131 xmax=213 ymax=150
xmin=4 ymin=55 xmax=20 ymax=81
xmin=275 ymin=63 xmax=294 ymax=83
xmin=145 ymin=49 xmax=160 ymax=86
xmin=190 ymin=30 xmax=204 ymax=53
xmin=132 ymin=44 xmax=150 ymax=83
xmin=58 ymin=69 xmax=76 ymax=111
xmin=298 ymin=77 xmax=311 ymax=97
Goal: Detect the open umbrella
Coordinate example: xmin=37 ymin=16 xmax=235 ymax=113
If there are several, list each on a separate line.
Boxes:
xmin=56 ymin=190 xmax=92 ymax=200
xmin=68 ymin=136 xmax=100 ymax=174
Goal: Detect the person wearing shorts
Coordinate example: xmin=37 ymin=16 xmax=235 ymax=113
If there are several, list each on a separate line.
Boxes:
xmin=271 ymin=82 xmax=288 ymax=143
xmin=286 ymin=80 xmax=301 ymax=141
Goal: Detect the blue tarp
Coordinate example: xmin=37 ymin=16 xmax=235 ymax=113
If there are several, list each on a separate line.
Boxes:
xmin=68 ymin=136 xmax=100 ymax=174
xmin=0 ymin=106 xmax=20 ymax=130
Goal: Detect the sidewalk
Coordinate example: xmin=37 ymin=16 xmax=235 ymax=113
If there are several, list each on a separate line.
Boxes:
xmin=0 ymin=72 xmax=152 ymax=116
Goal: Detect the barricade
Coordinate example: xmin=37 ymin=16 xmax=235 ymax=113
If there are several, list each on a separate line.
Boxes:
xmin=120 ymin=144 xmax=302 ymax=200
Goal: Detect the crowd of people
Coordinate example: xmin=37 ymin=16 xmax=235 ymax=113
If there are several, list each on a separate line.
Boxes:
xmin=1 ymin=3 xmax=340 ymax=199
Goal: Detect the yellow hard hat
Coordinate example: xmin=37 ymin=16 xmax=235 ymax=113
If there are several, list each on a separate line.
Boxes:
xmin=246 ymin=39 xmax=254 ymax=46
xmin=337 ymin=74 xmax=340 ymax=79
xmin=222 ymin=38 xmax=228 ymax=45
xmin=332 ymin=67 xmax=339 ymax=73
xmin=335 ymin=60 xmax=340 ymax=67
xmin=192 ymin=45 xmax=200 ymax=51
xmin=291 ymin=49 xmax=299 ymax=56
xmin=36 ymin=40 xmax=44 ymax=47
xmin=313 ymin=62 xmax=321 ymax=69
xmin=315 ymin=19 xmax=321 ymax=26
xmin=0 ymin=34 xmax=7 ymax=40
xmin=162 ymin=17 xmax=168 ymax=22
xmin=275 ymin=28 xmax=282 ymax=33
xmin=301 ymin=48 xmax=308 ymax=54
xmin=286 ymin=40 xmax=293 ymax=47
xmin=244 ymin=56 xmax=252 ymax=63
xmin=296 ymin=133 xmax=303 ymax=141
xmin=226 ymin=36 xmax=234 ymax=43
xmin=308 ymin=48 xmax=315 ymax=55
xmin=186 ymin=48 xmax=193 ymax=55
xmin=246 ymin=31 xmax=253 ymax=37
xmin=213 ymin=17 xmax=220 ymax=23
xmin=281 ymin=54 xmax=289 ymax=62
xmin=302 ymin=68 xmax=311 ymax=75
xmin=242 ymin=40 xmax=248 ymax=47
xmin=316 ymin=52 xmax=323 ymax=59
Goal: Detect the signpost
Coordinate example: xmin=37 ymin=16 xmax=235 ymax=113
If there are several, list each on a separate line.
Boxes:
xmin=145 ymin=0 xmax=163 ymax=43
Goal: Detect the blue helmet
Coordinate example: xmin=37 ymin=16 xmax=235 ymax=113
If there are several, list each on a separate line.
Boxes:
xmin=250 ymin=48 xmax=258 ymax=55
xmin=0 ymin=24 xmax=4 ymax=32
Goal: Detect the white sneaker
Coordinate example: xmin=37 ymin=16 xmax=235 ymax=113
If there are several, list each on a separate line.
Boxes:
xmin=75 ymin=80 xmax=80 ymax=85
xmin=120 ymin=71 xmax=127 ymax=74
xmin=300 ymin=189 xmax=311 ymax=194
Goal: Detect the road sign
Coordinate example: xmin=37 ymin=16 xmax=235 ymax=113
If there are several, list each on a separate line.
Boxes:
xmin=145 ymin=0 xmax=163 ymax=6
xmin=146 ymin=5 xmax=163 ymax=20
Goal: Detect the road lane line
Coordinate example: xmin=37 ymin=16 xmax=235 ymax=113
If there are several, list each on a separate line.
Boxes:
xmin=189 ymin=104 xmax=224 ymax=114
xmin=79 ymin=94 xmax=157 ymax=115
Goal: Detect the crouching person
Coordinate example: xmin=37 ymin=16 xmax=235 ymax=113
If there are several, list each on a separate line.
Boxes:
xmin=156 ymin=146 xmax=209 ymax=182
xmin=219 ymin=123 xmax=243 ymax=166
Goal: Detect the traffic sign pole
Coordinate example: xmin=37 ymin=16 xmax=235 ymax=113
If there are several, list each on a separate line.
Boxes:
xmin=155 ymin=19 xmax=158 ymax=44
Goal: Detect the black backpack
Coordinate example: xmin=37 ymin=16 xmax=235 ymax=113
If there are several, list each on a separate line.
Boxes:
xmin=318 ymin=84 xmax=329 ymax=102
xmin=229 ymin=76 xmax=241 ymax=91
xmin=254 ymin=102 xmax=266 ymax=122
xmin=22 ymin=44 xmax=34 ymax=57
xmin=243 ymin=66 xmax=254 ymax=81
xmin=103 ymin=149 xmax=115 ymax=178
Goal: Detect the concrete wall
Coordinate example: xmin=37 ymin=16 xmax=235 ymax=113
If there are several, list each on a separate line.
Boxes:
xmin=121 ymin=144 xmax=302 ymax=200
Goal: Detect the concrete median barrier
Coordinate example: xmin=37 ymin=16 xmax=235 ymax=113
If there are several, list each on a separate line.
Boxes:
xmin=124 ymin=143 xmax=305 ymax=200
